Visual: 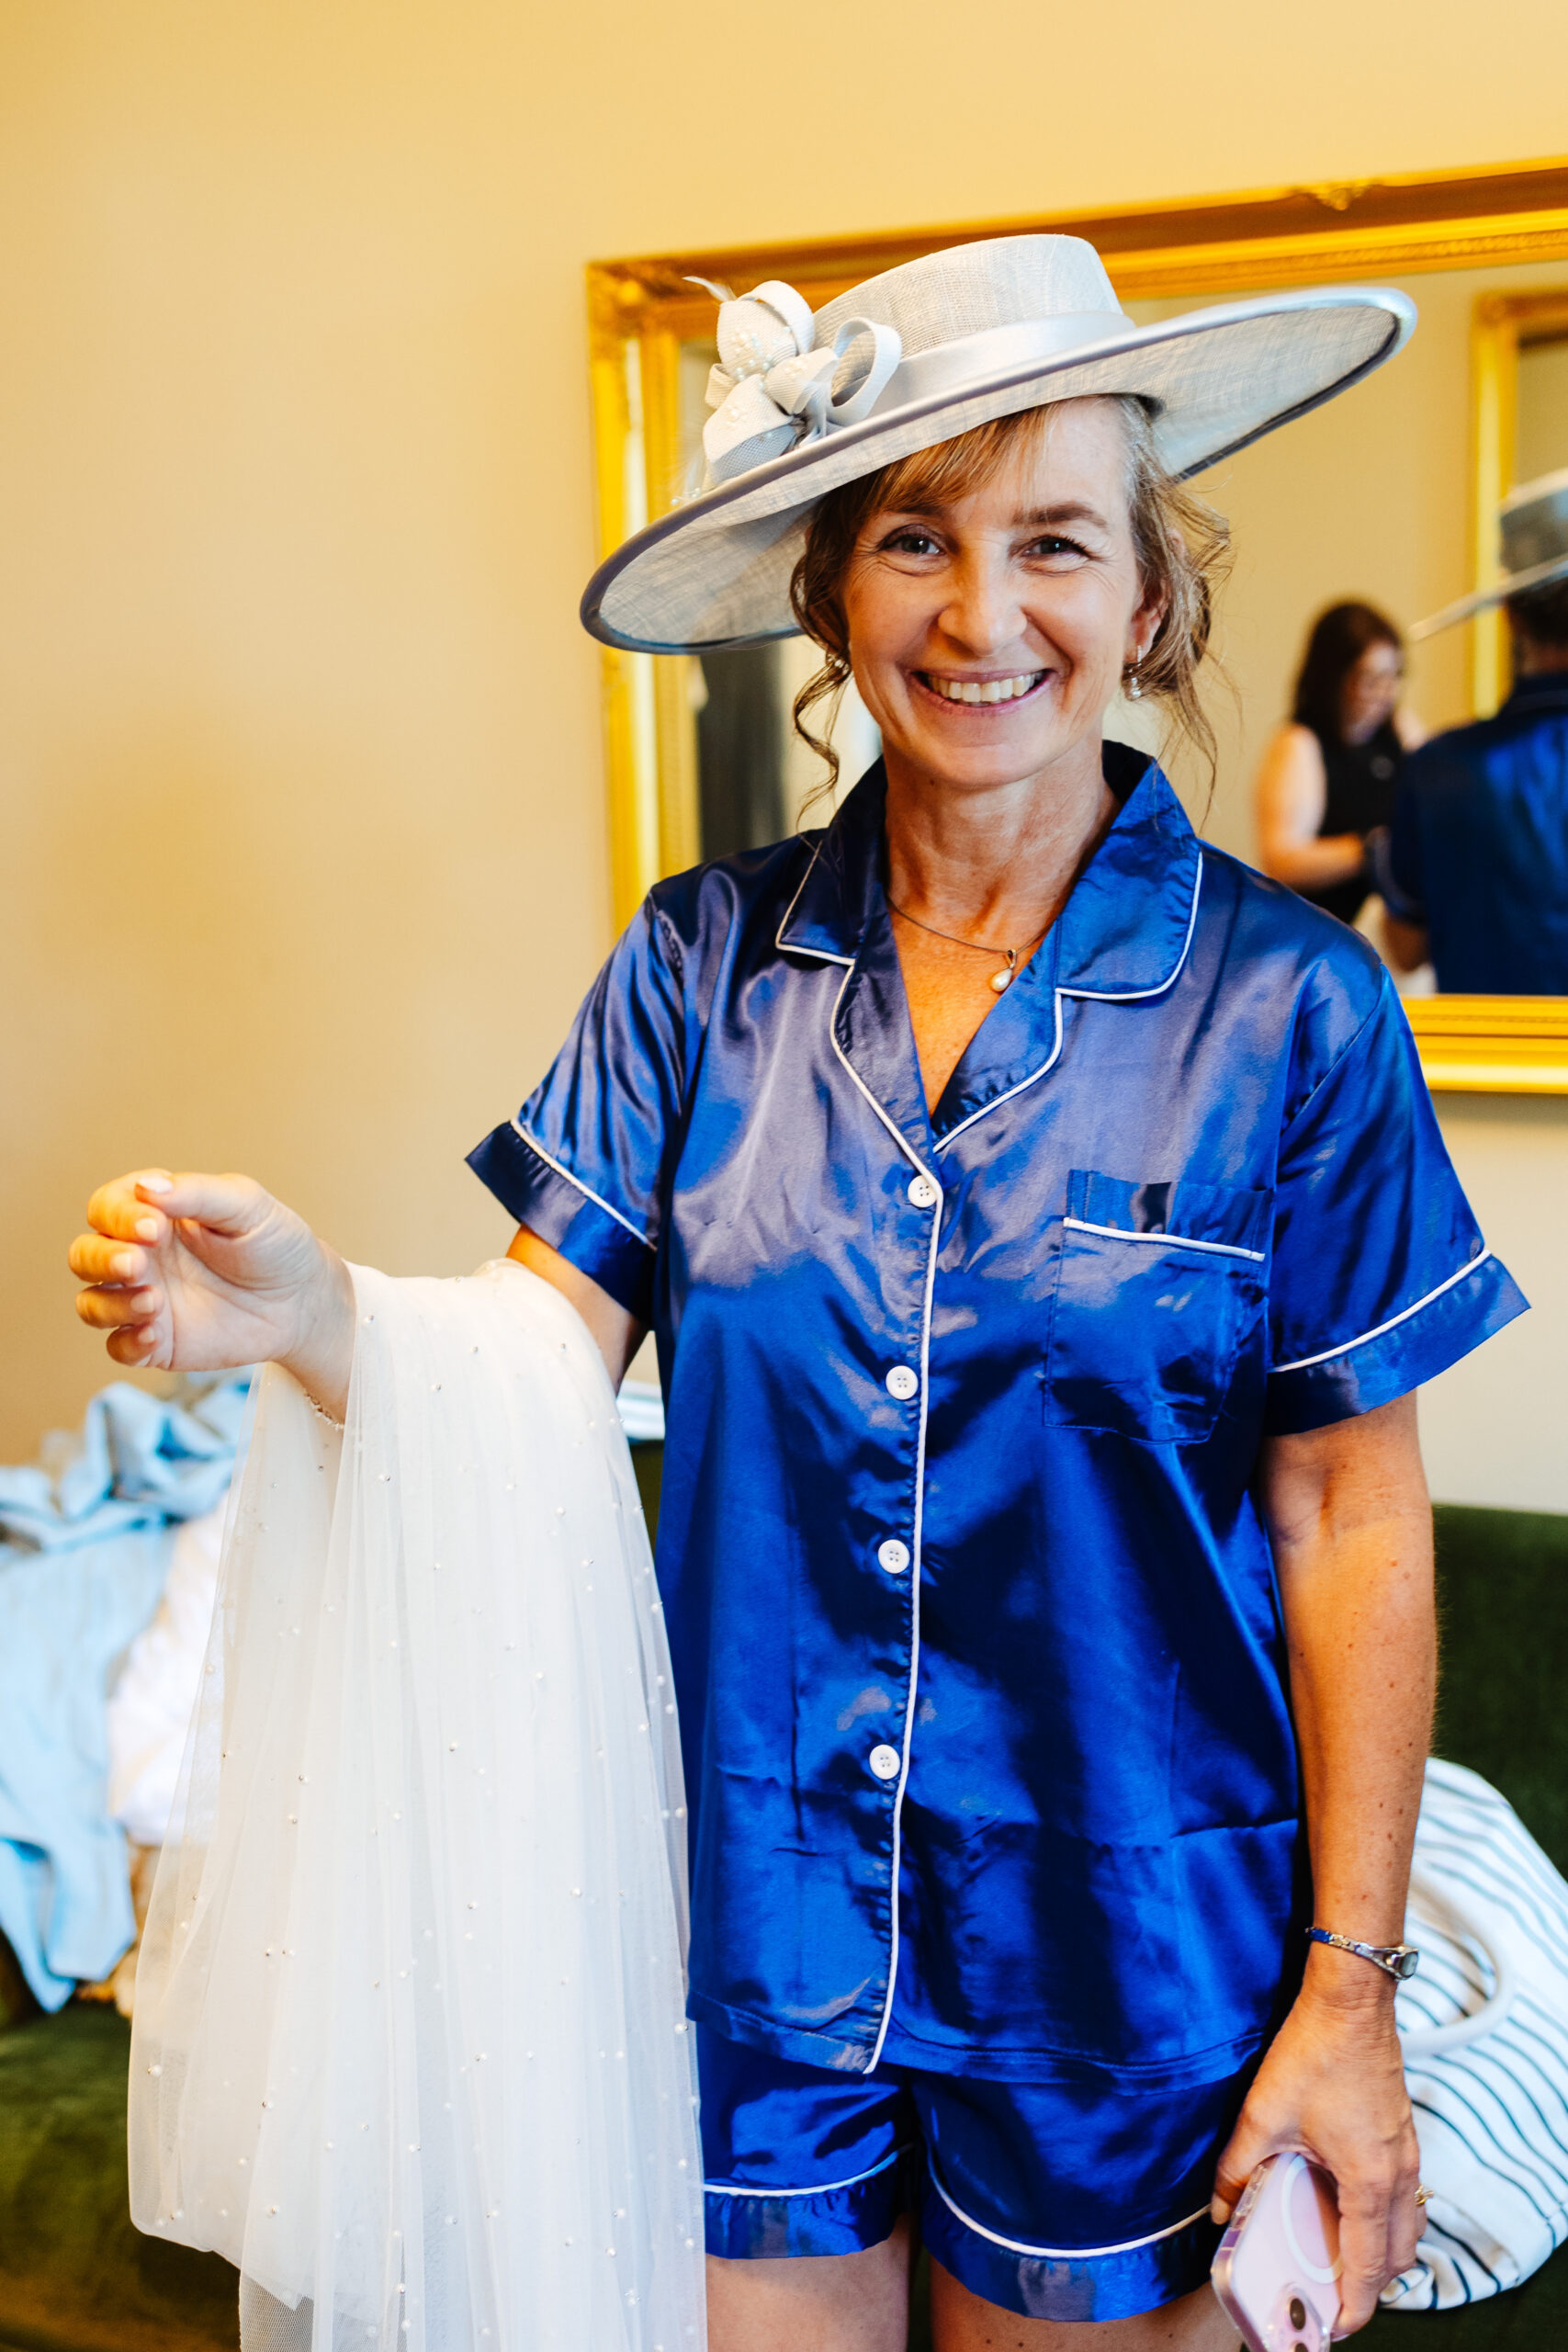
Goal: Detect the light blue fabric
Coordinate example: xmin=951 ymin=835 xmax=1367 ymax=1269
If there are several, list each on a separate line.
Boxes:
xmin=0 ymin=1374 xmax=251 ymax=2008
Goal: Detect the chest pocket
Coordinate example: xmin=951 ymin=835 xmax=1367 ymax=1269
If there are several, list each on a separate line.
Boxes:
xmin=1043 ymin=1170 xmax=1271 ymax=1444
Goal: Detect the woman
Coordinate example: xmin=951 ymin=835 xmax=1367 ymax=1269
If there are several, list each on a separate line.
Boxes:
xmin=72 ymin=238 xmax=1524 ymax=2350
xmin=1256 ymin=601 xmax=1425 ymax=925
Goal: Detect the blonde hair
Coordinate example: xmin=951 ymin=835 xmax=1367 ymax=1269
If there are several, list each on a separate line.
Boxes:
xmin=787 ymin=395 xmax=1232 ymax=808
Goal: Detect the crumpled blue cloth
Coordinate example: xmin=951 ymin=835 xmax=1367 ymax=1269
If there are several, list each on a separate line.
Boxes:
xmin=0 ymin=1374 xmax=251 ymax=2008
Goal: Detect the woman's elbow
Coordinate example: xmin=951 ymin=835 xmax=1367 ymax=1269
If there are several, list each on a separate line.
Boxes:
xmin=1258 ymin=835 xmax=1310 ymax=887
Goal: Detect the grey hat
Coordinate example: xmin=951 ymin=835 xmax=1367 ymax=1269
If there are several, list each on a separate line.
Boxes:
xmin=581 ymin=232 xmax=1415 ymax=655
xmin=1409 ymin=468 xmax=1568 ymax=640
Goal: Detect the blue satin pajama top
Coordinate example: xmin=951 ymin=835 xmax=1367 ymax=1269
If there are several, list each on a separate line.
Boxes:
xmin=470 ymin=750 xmax=1526 ymax=2090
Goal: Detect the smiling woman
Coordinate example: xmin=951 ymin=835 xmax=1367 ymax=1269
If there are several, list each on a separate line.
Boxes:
xmin=490 ymin=239 xmax=1522 ymax=2352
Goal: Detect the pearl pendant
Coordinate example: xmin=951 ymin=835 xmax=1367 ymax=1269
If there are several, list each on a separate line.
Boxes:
xmin=989 ymin=968 xmax=1011 ymax=993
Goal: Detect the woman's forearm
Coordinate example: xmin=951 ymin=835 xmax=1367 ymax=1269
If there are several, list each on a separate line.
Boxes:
xmin=1213 ymin=1397 xmax=1431 ymax=2324
xmin=1264 ymin=1393 xmax=1434 ymax=1995
xmin=1260 ymin=830 xmax=1368 ymax=892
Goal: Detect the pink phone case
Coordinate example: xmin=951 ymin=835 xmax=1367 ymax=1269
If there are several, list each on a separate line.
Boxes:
xmin=1211 ymin=2152 xmax=1342 ymax=2352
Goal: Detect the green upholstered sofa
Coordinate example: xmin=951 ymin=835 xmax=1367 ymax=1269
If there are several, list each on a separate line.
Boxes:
xmin=3 ymin=1485 xmax=1566 ymax=2350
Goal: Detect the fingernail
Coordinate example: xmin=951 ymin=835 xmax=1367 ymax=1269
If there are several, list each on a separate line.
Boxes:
xmin=138 ymin=1175 xmax=174 ymax=1195
xmin=112 ymin=1252 xmax=138 ymax=1279
xmin=135 ymin=1217 xmax=159 ymax=1241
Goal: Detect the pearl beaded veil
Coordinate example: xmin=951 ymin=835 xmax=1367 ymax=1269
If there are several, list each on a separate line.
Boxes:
xmin=129 ymin=1261 xmax=705 ymax=2351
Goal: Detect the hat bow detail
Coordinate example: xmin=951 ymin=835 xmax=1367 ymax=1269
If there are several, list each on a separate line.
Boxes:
xmin=698 ymin=279 xmax=902 ymax=491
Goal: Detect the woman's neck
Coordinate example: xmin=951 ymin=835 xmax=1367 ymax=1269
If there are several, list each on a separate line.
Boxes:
xmin=881 ymin=735 xmax=1118 ymax=945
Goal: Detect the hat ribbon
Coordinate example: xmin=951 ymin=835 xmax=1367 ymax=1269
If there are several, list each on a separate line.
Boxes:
xmin=700 ymin=279 xmax=903 ymax=490
xmin=697 ymin=283 xmax=1137 ymax=492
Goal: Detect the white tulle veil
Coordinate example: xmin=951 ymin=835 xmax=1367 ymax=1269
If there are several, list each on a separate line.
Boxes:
xmin=129 ymin=1260 xmax=705 ymax=2351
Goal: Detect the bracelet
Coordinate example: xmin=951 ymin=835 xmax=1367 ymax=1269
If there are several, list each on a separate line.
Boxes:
xmin=304 ymin=1389 xmax=345 ymax=1433
xmin=1306 ymin=1926 xmax=1420 ymax=1981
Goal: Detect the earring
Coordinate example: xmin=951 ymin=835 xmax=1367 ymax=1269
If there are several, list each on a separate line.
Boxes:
xmin=1125 ymin=662 xmax=1144 ymax=702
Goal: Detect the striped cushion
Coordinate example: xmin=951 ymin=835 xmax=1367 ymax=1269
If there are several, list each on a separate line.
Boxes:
xmin=1383 ymin=1758 xmax=1568 ymax=2310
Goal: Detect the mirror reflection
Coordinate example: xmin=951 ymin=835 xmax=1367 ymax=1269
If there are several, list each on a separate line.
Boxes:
xmin=1387 ymin=461 xmax=1568 ymax=995
xmin=677 ymin=260 xmax=1568 ymax=997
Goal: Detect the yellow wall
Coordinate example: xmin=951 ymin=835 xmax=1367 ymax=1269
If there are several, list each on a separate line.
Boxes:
xmin=6 ymin=0 xmax=1568 ymax=1462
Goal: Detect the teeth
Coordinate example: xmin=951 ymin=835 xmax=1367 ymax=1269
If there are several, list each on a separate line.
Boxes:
xmin=927 ymin=673 xmax=1040 ymax=704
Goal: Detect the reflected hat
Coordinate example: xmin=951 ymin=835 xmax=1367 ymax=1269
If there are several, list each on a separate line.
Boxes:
xmin=581 ymin=233 xmax=1415 ymax=655
xmin=1409 ymin=468 xmax=1568 ymax=639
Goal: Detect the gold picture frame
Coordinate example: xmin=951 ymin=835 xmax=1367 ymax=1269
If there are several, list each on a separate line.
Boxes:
xmin=586 ymin=154 xmax=1568 ymax=1091
xmin=1405 ymin=995 xmax=1568 ymax=1091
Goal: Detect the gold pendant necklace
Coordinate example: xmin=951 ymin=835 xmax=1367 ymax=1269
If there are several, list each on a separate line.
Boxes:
xmin=889 ymin=903 xmax=1032 ymax=992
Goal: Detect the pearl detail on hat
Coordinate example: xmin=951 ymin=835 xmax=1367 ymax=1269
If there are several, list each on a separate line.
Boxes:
xmin=695 ymin=277 xmax=904 ymax=489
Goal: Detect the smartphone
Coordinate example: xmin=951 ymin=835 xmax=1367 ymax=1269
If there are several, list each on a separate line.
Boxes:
xmin=1211 ymin=2151 xmax=1342 ymax=2352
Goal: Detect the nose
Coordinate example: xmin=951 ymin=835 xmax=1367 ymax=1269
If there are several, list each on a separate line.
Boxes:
xmin=938 ymin=547 xmax=1028 ymax=660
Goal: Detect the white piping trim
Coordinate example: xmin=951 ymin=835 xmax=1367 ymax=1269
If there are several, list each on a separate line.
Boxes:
xmin=1270 ymin=1248 xmax=1492 ymax=1374
xmin=508 ymin=1119 xmax=655 ymax=1251
xmin=774 ymin=835 xmax=855 ymax=966
xmin=865 ymin=1180 xmax=942 ymax=2076
xmin=936 ymin=852 xmax=1204 ymax=1154
xmin=930 ymin=2165 xmax=1211 ymax=2261
xmin=826 ymin=967 xmax=941 ymax=1192
xmin=822 ymin=966 xmax=942 ymax=2077
xmin=705 ymin=2144 xmax=915 ymax=2199
xmin=1063 ymin=1216 xmax=1265 ymax=1264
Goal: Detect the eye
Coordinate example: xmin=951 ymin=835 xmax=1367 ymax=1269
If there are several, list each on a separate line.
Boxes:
xmin=875 ymin=526 xmax=942 ymax=559
xmin=1022 ymin=533 xmax=1092 ymax=564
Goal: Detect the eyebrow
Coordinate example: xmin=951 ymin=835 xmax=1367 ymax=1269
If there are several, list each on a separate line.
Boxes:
xmin=876 ymin=498 xmax=1111 ymax=532
xmin=1015 ymin=503 xmax=1110 ymax=530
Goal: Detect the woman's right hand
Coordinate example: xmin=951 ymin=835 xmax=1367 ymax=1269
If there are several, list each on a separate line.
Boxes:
xmin=69 ymin=1170 xmax=355 ymax=1415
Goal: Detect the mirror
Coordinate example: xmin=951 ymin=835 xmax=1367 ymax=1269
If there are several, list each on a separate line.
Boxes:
xmin=587 ymin=164 xmax=1568 ymax=1091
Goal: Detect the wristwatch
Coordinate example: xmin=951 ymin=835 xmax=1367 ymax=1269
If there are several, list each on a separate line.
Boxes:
xmin=1307 ymin=1926 xmax=1421 ymax=1981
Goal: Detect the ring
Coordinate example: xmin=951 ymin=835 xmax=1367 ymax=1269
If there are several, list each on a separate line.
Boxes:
xmin=1416 ymin=2185 xmax=1431 ymax=2206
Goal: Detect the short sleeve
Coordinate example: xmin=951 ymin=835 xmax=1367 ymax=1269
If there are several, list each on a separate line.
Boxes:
xmin=466 ymin=900 xmax=687 ymax=1323
xmin=1264 ymin=972 xmax=1527 ymax=1433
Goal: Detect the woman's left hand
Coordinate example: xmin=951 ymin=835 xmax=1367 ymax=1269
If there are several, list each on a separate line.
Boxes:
xmin=1211 ymin=1961 xmax=1423 ymax=2335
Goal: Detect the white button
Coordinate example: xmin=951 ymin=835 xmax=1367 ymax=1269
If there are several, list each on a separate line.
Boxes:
xmin=877 ymin=1538 xmax=910 ymax=1575
xmin=869 ymin=1744 xmax=901 ymax=1781
xmin=907 ymin=1174 xmax=940 ymax=1210
xmin=885 ymin=1364 xmax=919 ymax=1401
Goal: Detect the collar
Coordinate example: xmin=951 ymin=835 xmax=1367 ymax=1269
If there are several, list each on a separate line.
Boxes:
xmin=1503 ymin=668 xmax=1568 ymax=716
xmin=777 ymin=746 xmax=1203 ymax=1155
xmin=777 ymin=745 xmax=1201 ymax=995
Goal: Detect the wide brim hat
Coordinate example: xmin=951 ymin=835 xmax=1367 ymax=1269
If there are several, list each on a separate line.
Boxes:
xmin=1410 ymin=467 xmax=1568 ymax=639
xmin=581 ymin=233 xmax=1415 ymax=655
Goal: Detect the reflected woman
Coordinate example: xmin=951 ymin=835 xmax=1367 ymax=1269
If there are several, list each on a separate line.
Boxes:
xmin=1256 ymin=601 xmax=1425 ymax=925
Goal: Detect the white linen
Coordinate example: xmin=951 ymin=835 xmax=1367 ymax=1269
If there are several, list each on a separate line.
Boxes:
xmin=108 ymin=1498 xmax=229 ymax=1848
xmin=129 ymin=1260 xmax=705 ymax=2352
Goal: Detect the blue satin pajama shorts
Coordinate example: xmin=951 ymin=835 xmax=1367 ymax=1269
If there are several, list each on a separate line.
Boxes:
xmin=698 ymin=2026 xmax=1251 ymax=2324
